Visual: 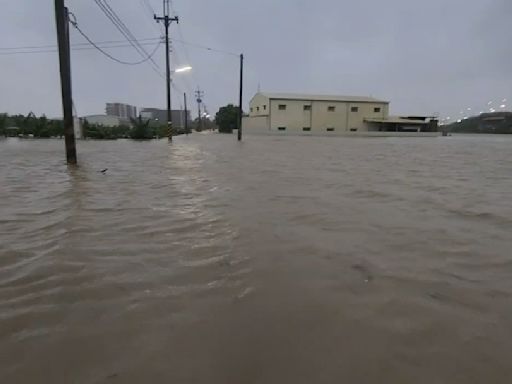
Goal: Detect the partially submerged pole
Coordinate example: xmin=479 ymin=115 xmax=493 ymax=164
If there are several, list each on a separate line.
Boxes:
xmin=55 ymin=0 xmax=77 ymax=164
xmin=237 ymin=53 xmax=244 ymax=141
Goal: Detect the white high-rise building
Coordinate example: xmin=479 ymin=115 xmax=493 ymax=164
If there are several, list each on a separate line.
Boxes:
xmin=106 ymin=103 xmax=137 ymax=120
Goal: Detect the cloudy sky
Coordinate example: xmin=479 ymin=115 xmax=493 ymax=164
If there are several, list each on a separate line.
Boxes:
xmin=0 ymin=0 xmax=510 ymax=120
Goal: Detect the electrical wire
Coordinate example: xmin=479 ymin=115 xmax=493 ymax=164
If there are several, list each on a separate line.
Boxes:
xmin=0 ymin=41 xmax=162 ymax=56
xmin=1 ymin=37 xmax=238 ymax=57
xmin=172 ymin=38 xmax=239 ymax=57
xmin=70 ymin=18 xmax=162 ymax=66
xmin=0 ymin=37 xmax=161 ymax=51
xmin=94 ymin=0 xmax=160 ymax=69
xmin=139 ymin=0 xmax=164 ymax=35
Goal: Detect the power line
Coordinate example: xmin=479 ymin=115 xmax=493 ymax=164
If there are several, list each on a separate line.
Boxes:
xmin=1 ymin=36 xmax=238 ymax=57
xmin=71 ymin=20 xmax=162 ymax=66
xmin=93 ymin=0 xmax=160 ymax=69
xmin=139 ymin=0 xmax=164 ymax=35
xmin=94 ymin=0 xmax=145 ymax=56
xmin=141 ymin=0 xmax=156 ymax=15
xmin=0 ymin=37 xmax=161 ymax=52
xmin=172 ymin=38 xmax=239 ymax=57
xmin=0 ymin=41 xmax=161 ymax=56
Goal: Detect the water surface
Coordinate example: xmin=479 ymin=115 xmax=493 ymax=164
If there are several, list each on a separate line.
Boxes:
xmin=1 ymin=134 xmax=512 ymax=383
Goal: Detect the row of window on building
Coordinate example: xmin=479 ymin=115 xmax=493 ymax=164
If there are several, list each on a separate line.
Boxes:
xmin=276 ymin=127 xmax=359 ymax=132
xmin=251 ymin=105 xmax=381 ymax=113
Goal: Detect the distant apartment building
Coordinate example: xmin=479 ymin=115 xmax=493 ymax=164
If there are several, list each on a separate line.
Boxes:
xmin=140 ymin=108 xmax=191 ymax=128
xmin=83 ymin=115 xmax=130 ymax=127
xmin=106 ymin=103 xmax=137 ymax=120
xmin=243 ymin=92 xmax=439 ymax=136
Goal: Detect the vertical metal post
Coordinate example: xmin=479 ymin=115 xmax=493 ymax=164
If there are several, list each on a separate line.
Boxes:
xmin=184 ymin=92 xmax=189 ymax=134
xmin=238 ymin=53 xmax=244 ymax=141
xmin=55 ymin=0 xmax=77 ymax=164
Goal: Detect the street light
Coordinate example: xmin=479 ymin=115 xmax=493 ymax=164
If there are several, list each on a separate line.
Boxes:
xmin=174 ymin=66 xmax=192 ymax=73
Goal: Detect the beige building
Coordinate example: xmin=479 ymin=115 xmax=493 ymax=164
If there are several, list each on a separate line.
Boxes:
xmin=243 ymin=92 xmax=438 ymax=135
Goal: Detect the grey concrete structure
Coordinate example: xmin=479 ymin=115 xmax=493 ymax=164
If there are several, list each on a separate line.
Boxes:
xmin=140 ymin=108 xmax=191 ymax=129
xmin=106 ymin=103 xmax=137 ymax=120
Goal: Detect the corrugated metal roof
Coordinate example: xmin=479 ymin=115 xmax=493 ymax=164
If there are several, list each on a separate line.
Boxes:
xmin=258 ymin=92 xmax=388 ymax=103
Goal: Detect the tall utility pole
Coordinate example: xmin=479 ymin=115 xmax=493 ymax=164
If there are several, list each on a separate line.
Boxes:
xmin=195 ymin=88 xmax=204 ymax=131
xmin=184 ymin=92 xmax=189 ymax=134
xmin=55 ymin=0 xmax=77 ymax=164
xmin=154 ymin=0 xmax=178 ymax=141
xmin=238 ymin=53 xmax=244 ymax=141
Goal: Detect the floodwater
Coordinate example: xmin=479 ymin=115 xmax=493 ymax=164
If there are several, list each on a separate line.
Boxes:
xmin=1 ymin=133 xmax=512 ymax=383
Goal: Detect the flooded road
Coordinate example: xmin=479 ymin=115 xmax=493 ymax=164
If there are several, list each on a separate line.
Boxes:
xmin=1 ymin=134 xmax=512 ymax=383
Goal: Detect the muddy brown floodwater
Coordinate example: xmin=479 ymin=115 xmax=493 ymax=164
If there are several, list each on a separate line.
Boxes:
xmin=1 ymin=134 xmax=512 ymax=383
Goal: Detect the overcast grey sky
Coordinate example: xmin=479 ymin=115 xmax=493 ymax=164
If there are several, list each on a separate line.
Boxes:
xmin=0 ymin=0 xmax=510 ymax=120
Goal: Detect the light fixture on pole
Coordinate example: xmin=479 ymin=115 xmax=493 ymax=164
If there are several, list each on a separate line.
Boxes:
xmin=174 ymin=66 xmax=192 ymax=73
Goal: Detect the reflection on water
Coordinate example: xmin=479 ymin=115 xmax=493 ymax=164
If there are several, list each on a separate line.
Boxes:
xmin=1 ymin=134 xmax=512 ymax=383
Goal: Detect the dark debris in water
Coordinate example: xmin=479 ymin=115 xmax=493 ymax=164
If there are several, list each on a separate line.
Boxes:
xmin=351 ymin=263 xmax=374 ymax=283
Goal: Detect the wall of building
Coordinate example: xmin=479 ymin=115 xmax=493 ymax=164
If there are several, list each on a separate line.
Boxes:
xmin=269 ymin=99 xmax=312 ymax=133
xmin=347 ymin=102 xmax=388 ymax=132
xmin=140 ymin=108 xmax=191 ymax=128
xmin=242 ymin=116 xmax=270 ymax=133
xmin=267 ymin=99 xmax=389 ymax=134
xmin=310 ymin=101 xmax=347 ymax=133
xmin=249 ymin=94 xmax=271 ymax=117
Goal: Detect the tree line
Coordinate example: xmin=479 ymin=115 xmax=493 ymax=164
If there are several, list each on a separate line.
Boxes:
xmin=0 ymin=113 xmax=64 ymax=138
xmin=1 ymin=104 xmax=242 ymax=139
xmin=0 ymin=113 xmax=193 ymax=140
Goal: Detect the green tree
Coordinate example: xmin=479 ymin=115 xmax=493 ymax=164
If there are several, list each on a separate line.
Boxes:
xmin=49 ymin=119 xmax=64 ymax=138
xmin=36 ymin=115 xmax=51 ymax=138
xmin=129 ymin=116 xmax=153 ymax=140
xmin=0 ymin=114 xmax=6 ymax=136
xmin=215 ymin=104 xmax=240 ymax=133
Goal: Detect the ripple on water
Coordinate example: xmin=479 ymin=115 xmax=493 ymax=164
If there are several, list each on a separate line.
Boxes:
xmin=1 ymin=136 xmax=512 ymax=383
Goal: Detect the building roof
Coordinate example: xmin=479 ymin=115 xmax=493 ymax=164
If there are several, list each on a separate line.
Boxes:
xmin=365 ymin=117 xmax=429 ymax=125
xmin=257 ymin=92 xmax=388 ymax=104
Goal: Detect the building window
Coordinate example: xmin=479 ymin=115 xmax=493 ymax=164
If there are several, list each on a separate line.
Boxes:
xmin=328 ymin=106 xmax=336 ymax=112
xmin=374 ymin=107 xmax=381 ymax=113
xmin=278 ymin=104 xmax=287 ymax=110
xmin=263 ymin=105 xmax=267 ymax=110
xmin=303 ymin=127 xmax=311 ymax=131
xmin=326 ymin=127 xmax=335 ymax=132
xmin=250 ymin=107 xmax=253 ymax=113
xmin=351 ymin=107 xmax=359 ymax=112
xmin=278 ymin=127 xmax=286 ymax=131
xmin=303 ymin=105 xmax=311 ymax=111
xmin=350 ymin=128 xmax=358 ymax=132
xmin=257 ymin=106 xmax=260 ymax=112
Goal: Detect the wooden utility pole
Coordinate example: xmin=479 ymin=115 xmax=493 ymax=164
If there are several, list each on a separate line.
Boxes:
xmin=55 ymin=0 xmax=77 ymax=164
xmin=154 ymin=0 xmax=178 ymax=141
xmin=238 ymin=54 xmax=244 ymax=141
xmin=184 ymin=92 xmax=189 ymax=134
